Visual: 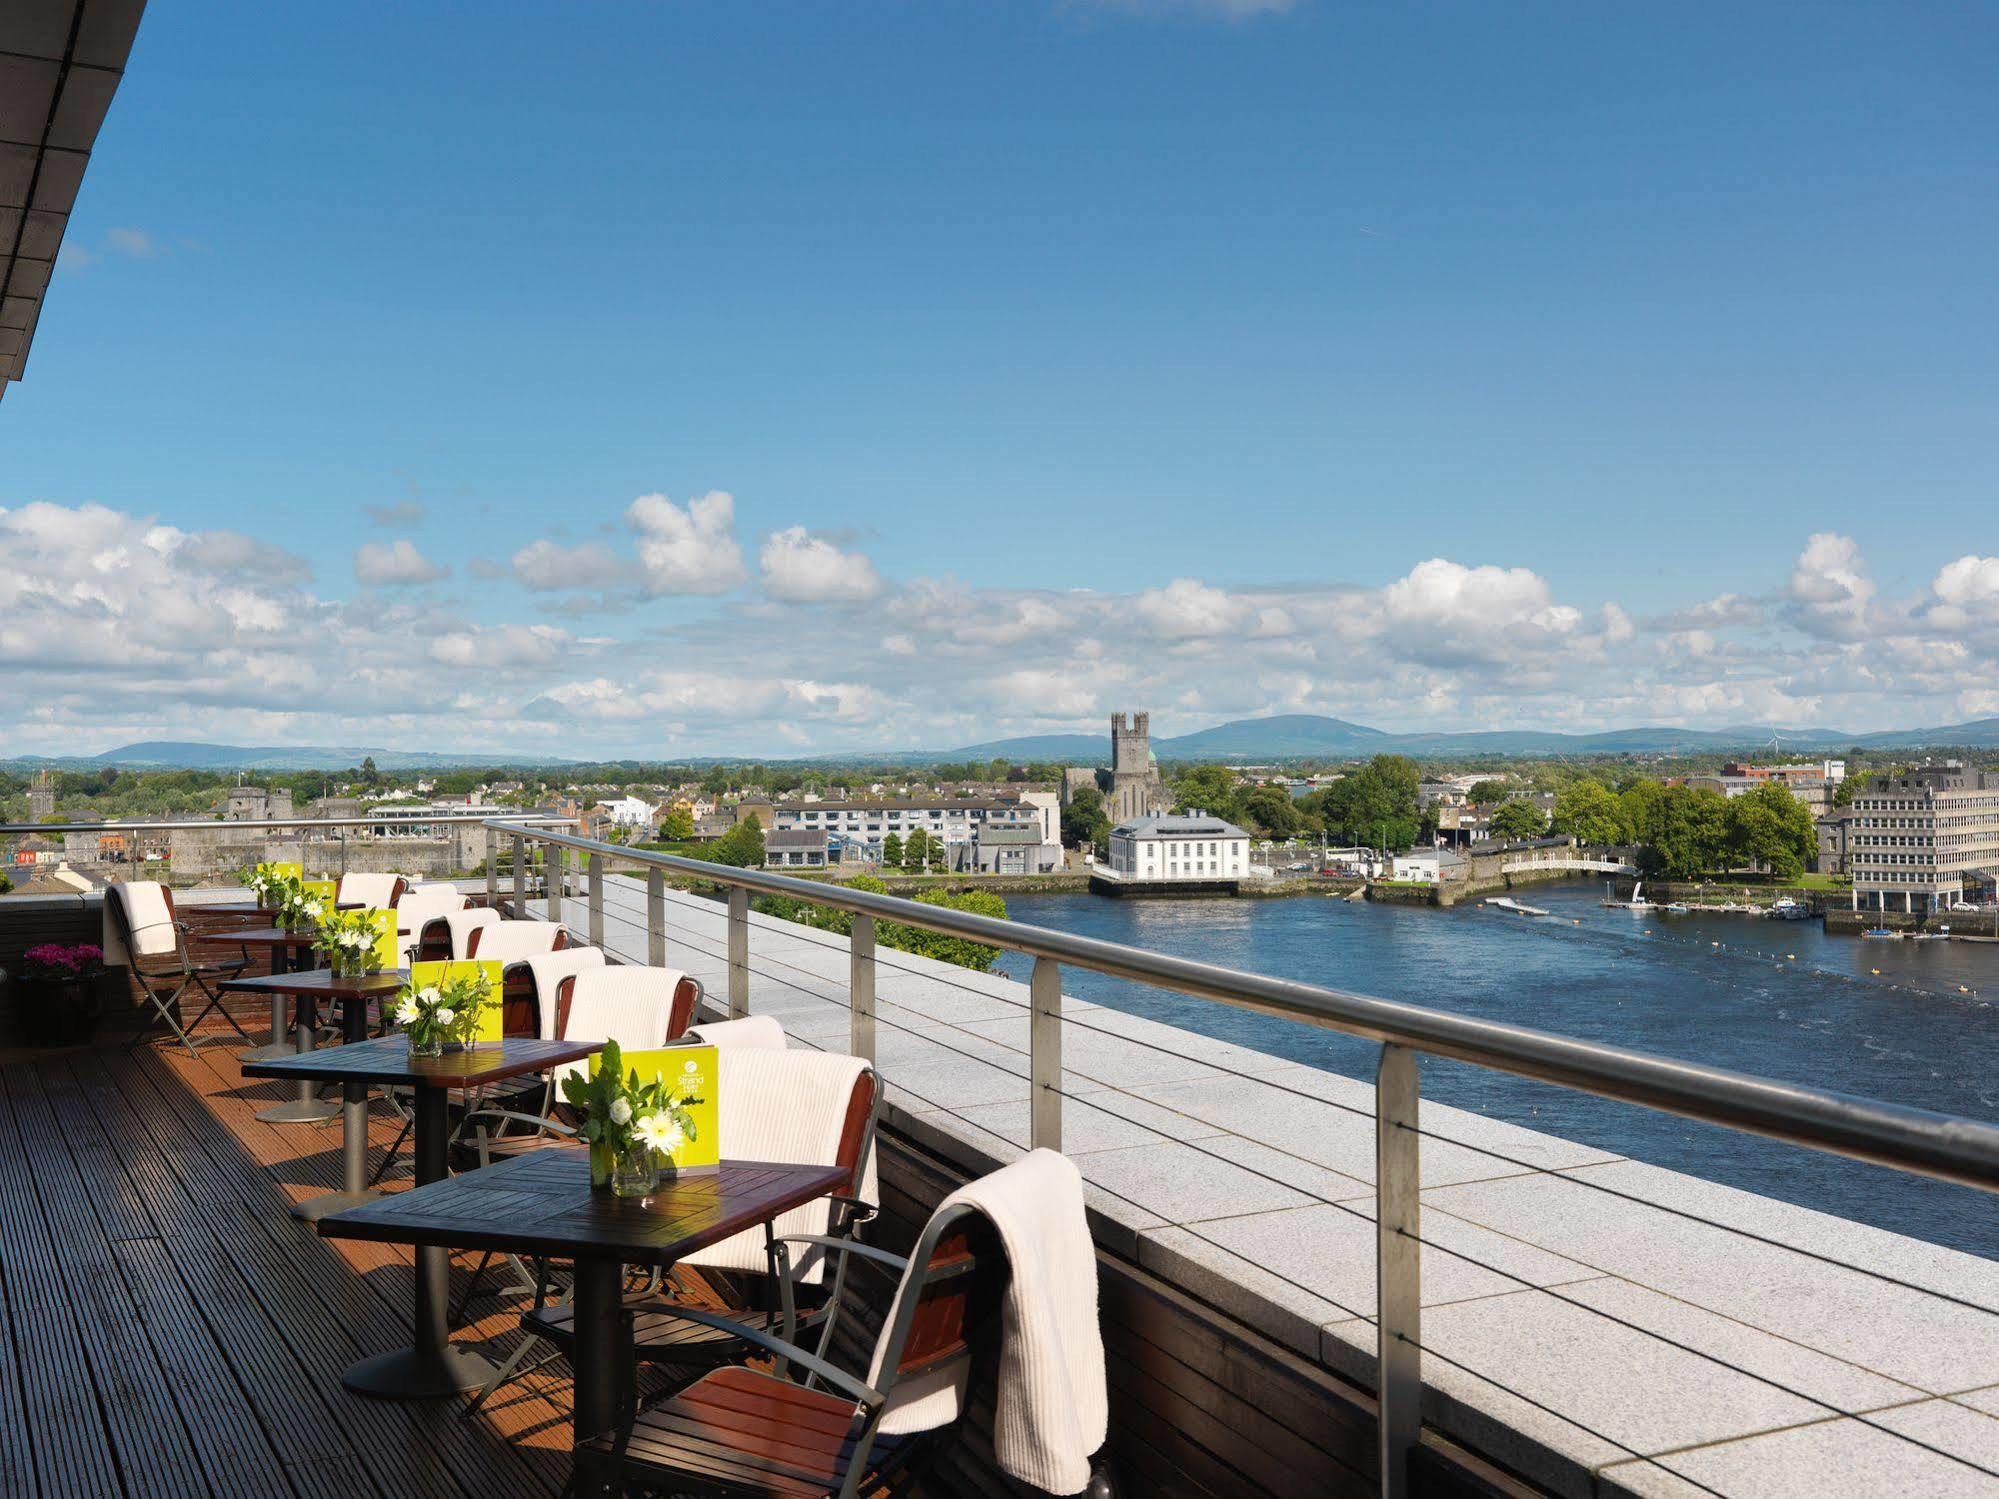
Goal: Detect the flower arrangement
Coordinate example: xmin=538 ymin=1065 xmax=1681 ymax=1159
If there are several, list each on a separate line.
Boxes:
xmin=22 ymin=943 xmax=104 ymax=980
xmin=391 ymin=966 xmax=494 ymax=1057
xmin=560 ymin=1039 xmax=706 ymax=1195
xmin=239 ymin=862 xmax=297 ymax=908
xmin=313 ymin=908 xmax=385 ymax=978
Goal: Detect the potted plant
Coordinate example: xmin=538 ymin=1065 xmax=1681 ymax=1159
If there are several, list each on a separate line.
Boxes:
xmin=16 ymin=943 xmax=106 ymax=1046
xmin=389 ymin=967 xmax=494 ymax=1058
xmin=560 ymin=1039 xmax=705 ymax=1197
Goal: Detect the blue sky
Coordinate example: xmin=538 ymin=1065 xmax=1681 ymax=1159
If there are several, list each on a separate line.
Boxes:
xmin=4 ymin=1 xmax=1998 ymax=755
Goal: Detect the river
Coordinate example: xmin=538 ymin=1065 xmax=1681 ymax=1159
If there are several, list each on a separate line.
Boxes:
xmin=992 ymin=885 xmax=1999 ymax=1258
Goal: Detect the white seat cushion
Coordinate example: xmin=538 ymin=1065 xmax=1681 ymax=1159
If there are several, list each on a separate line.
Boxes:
xmin=446 ymin=907 xmax=501 ymax=960
xmin=523 ymin=947 xmax=607 ymax=1039
xmin=468 ymin=920 xmax=564 ymax=964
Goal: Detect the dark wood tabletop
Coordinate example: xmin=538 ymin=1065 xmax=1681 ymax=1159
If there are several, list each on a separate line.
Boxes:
xmin=192 ymin=926 xmax=322 ymax=947
xmin=242 ymin=1034 xmax=600 ymax=1089
xmin=221 ymin=969 xmax=408 ymax=998
xmin=317 ymin=1148 xmax=849 ymax=1266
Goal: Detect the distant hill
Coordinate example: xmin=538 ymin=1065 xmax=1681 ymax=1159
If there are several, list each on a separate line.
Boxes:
xmin=938 ymin=714 xmax=1999 ymax=764
xmin=2 ymin=741 xmax=560 ymax=772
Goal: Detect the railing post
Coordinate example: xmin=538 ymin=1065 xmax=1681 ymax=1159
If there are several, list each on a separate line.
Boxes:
xmin=850 ymin=914 xmax=876 ymax=1063
xmin=726 ymin=886 xmax=749 ymax=1018
xmin=646 ymin=867 xmax=666 ymax=967
xmin=485 ymin=848 xmax=497 ymax=905
xmin=547 ymin=845 xmax=563 ymax=926
xmin=588 ymin=852 xmax=605 ymax=947
xmin=1030 ymin=957 xmax=1062 ymax=1153
xmin=1376 ymin=1043 xmax=1421 ymax=1499
xmin=512 ymin=834 xmax=526 ymax=917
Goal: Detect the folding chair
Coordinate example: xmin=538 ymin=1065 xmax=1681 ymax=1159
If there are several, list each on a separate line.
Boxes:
xmin=583 ymin=1193 xmax=1011 ymax=1498
xmin=107 ymin=882 xmax=254 ymax=1057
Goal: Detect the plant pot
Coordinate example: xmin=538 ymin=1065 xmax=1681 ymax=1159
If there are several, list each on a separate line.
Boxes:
xmin=14 ymin=974 xmax=99 ymax=1046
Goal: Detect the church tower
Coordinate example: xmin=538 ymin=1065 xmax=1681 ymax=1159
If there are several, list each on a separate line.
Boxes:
xmin=26 ymin=770 xmax=56 ymax=823
xmin=1109 ymin=712 xmax=1163 ymax=823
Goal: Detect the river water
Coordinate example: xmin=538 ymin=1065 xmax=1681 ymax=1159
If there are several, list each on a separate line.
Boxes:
xmin=993 ymin=885 xmax=1999 ymax=1258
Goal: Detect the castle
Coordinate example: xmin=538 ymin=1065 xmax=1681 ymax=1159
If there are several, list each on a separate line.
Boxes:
xmin=1064 ymin=712 xmax=1170 ymax=823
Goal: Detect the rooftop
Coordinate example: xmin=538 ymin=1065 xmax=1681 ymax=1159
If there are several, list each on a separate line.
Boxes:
xmin=1113 ymin=812 xmax=1249 ymax=838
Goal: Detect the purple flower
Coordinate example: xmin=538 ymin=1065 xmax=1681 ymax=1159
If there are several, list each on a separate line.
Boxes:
xmin=22 ymin=943 xmax=104 ymax=976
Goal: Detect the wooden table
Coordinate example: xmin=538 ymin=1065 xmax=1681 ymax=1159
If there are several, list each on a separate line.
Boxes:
xmin=194 ymin=926 xmax=324 ymax=1062
xmin=264 ymin=1036 xmax=604 ymax=1400
xmin=321 ymin=1148 xmax=848 ymax=1463
xmin=235 ymin=969 xmax=408 ymax=1217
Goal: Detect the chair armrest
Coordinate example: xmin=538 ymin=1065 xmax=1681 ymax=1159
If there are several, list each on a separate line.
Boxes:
xmin=772 ymin=1234 xmax=908 ymax=1273
xmin=649 ymin=1304 xmax=884 ymax=1407
xmin=467 ymin=1108 xmax=574 ymax=1137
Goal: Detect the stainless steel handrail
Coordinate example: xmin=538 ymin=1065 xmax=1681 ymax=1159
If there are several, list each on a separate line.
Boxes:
xmin=491 ymin=820 xmax=1999 ymax=1193
xmin=0 ymin=814 xmax=574 ymax=834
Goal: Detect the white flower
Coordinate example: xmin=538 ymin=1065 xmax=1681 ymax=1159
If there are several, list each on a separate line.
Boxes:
xmin=395 ymin=1001 xmax=419 ymax=1024
xmin=608 ymin=1097 xmax=633 ymax=1126
xmin=419 ymin=987 xmax=441 ymax=1004
xmin=304 ymin=900 xmax=324 ymax=918
xmin=633 ymin=1112 xmax=683 ymax=1155
xmin=436 ymin=1007 xmax=455 ymax=1026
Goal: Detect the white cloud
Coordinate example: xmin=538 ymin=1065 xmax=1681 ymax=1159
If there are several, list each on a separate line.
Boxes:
xmin=1788 ymin=532 xmax=1876 ymax=637
xmin=429 ymin=623 xmax=571 ymax=670
xmin=1928 ymin=555 xmax=1999 ymax=630
xmin=759 ymin=527 xmax=882 ymax=604
xmin=363 ymin=500 xmax=426 ymax=530
xmin=355 ymin=539 xmax=448 ymax=586
xmin=510 ymin=538 xmax=632 ymax=591
xmin=626 ymin=491 xmax=746 ymax=595
xmin=106 ymin=227 xmax=161 ymax=257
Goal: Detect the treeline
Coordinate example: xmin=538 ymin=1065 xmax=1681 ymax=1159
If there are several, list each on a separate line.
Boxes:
xmin=1549 ymin=779 xmax=1819 ymax=879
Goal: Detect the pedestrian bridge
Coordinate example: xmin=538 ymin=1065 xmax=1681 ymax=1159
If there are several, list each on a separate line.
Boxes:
xmin=1500 ymin=855 xmax=1638 ymax=875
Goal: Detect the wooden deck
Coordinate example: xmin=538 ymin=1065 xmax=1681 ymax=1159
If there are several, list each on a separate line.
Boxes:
xmin=0 ymin=1035 xmax=588 ymax=1499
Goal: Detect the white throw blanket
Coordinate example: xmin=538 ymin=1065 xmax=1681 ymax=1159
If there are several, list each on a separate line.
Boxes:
xmin=337 ymin=872 xmax=402 ymax=908
xmin=552 ymin=967 xmax=686 ymax=1086
xmin=103 ymin=881 xmax=178 ymax=964
xmin=682 ymin=1048 xmax=875 ymax=1285
xmin=525 ymin=947 xmax=606 ymax=1039
xmin=687 ymin=1014 xmax=785 ymax=1051
xmin=396 ymin=890 xmax=468 ymax=964
xmin=468 ymin=920 xmax=564 ymax=963
xmin=446 ymin=907 xmax=500 ymax=959
xmin=871 ymin=1149 xmax=1106 ymax=1495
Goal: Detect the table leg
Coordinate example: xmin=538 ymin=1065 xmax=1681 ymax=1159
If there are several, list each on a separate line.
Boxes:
xmin=342 ymin=1088 xmax=497 ymax=1399
xmin=256 ymin=994 xmax=340 ymax=1124
xmin=239 ymin=991 xmax=296 ymax=1063
xmin=294 ymin=995 xmax=379 ymax=1221
xmin=569 ymin=1257 xmax=635 ymax=1496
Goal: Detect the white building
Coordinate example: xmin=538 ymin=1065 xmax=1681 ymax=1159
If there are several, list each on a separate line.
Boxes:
xmin=768 ymin=796 xmax=1045 ymax=861
xmin=1850 ymin=763 xmax=1999 ymax=915
xmin=596 ymin=795 xmax=659 ymax=830
xmin=1104 ymin=812 xmax=1250 ymax=883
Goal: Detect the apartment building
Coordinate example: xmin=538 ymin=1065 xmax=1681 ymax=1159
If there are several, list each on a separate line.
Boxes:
xmin=763 ymin=794 xmax=1056 ymax=866
xmin=1849 ymin=763 xmax=1999 ymax=914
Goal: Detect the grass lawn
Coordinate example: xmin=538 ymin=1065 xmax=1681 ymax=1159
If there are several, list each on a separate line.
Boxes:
xmin=1791 ymin=873 xmax=1852 ymax=891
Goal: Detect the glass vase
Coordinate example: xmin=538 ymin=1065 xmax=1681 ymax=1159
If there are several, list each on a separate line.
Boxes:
xmin=589 ymin=1141 xmax=615 ymax=1190
xmin=406 ymin=1031 xmax=443 ymax=1060
xmin=612 ymin=1145 xmax=658 ymax=1199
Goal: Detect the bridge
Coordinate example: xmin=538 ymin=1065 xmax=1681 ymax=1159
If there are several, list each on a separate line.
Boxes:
xmin=1499 ymin=855 xmax=1637 ymax=876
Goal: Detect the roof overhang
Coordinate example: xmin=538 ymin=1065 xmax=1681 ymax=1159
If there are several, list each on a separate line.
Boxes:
xmin=1 ymin=0 xmax=147 ymax=402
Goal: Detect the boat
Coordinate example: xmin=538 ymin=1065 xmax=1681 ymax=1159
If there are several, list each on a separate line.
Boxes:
xmin=1484 ymin=896 xmax=1550 ymax=917
xmin=1768 ymin=898 xmax=1811 ymax=921
xmin=1862 ymin=927 xmax=1901 ymax=940
xmin=1661 ymin=902 xmax=1693 ymax=914
xmin=1602 ymin=879 xmax=1655 ymax=911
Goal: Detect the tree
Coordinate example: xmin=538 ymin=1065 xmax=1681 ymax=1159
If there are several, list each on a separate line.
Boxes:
xmin=658 ymin=807 xmax=695 ymax=842
xmin=882 ymin=889 xmax=1009 ymax=971
xmin=1466 ymin=779 xmax=1512 ymax=806
xmin=1833 ymin=777 xmax=1856 ymax=809
xmin=1724 ymin=783 xmax=1819 ymax=880
xmin=1171 ymin=765 xmax=1241 ymax=821
xmin=880 ymin=831 xmax=904 ymax=870
xmin=903 ymin=828 xmax=931 ymax=872
xmin=1061 ymin=785 xmax=1111 ymax=850
xmin=1241 ymin=784 xmax=1303 ymax=839
xmin=1618 ymin=779 xmax=1669 ymax=846
xmin=1487 ymin=799 xmax=1548 ymax=841
xmin=1551 ymin=781 xmax=1629 ymax=847
xmin=705 ymin=813 xmax=765 ymax=868
xmin=1310 ymin=755 xmax=1420 ymax=849
xmin=359 ymin=756 xmax=380 ymax=786
xmin=1647 ymin=787 xmax=1730 ymax=878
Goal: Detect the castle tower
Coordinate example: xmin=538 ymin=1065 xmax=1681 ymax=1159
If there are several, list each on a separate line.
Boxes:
xmin=26 ymin=770 xmax=56 ymax=823
xmin=1109 ymin=712 xmax=1162 ymax=823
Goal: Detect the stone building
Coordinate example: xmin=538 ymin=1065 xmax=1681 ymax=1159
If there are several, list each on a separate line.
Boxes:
xmin=1060 ymin=712 xmax=1170 ymax=821
xmin=26 ymin=770 xmax=56 ymax=823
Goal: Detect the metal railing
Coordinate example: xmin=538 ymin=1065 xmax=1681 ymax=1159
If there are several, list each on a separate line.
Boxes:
xmin=487 ymin=819 xmax=1999 ymax=1499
